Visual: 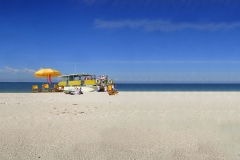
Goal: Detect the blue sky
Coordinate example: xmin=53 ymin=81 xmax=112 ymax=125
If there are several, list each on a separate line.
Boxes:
xmin=1 ymin=0 xmax=240 ymax=83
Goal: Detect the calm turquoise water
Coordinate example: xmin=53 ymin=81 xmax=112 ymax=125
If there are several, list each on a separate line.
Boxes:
xmin=0 ymin=82 xmax=240 ymax=93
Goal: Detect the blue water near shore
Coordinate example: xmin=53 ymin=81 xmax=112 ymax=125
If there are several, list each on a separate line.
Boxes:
xmin=0 ymin=82 xmax=240 ymax=93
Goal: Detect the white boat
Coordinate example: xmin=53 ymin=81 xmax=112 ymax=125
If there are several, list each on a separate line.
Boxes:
xmin=58 ymin=73 xmax=114 ymax=92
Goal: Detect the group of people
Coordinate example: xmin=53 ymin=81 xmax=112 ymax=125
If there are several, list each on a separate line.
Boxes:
xmin=98 ymin=75 xmax=108 ymax=80
xmin=84 ymin=76 xmax=93 ymax=80
xmin=98 ymin=75 xmax=110 ymax=86
xmin=69 ymin=84 xmax=116 ymax=94
xmin=97 ymin=83 xmax=116 ymax=92
xmin=69 ymin=87 xmax=83 ymax=95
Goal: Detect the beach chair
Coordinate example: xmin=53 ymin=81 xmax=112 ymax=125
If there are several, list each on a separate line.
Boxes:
xmin=52 ymin=84 xmax=64 ymax=92
xmin=52 ymin=84 xmax=59 ymax=92
xmin=42 ymin=84 xmax=50 ymax=92
xmin=59 ymin=85 xmax=64 ymax=92
xmin=32 ymin=85 xmax=40 ymax=93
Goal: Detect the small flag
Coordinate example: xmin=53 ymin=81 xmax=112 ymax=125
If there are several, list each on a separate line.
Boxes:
xmin=47 ymin=74 xmax=52 ymax=84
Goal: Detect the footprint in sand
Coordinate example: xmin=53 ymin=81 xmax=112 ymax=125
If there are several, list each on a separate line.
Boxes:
xmin=50 ymin=99 xmax=57 ymax=102
xmin=207 ymin=111 xmax=213 ymax=114
xmin=161 ymin=110 xmax=170 ymax=116
xmin=134 ymin=111 xmax=140 ymax=113
xmin=149 ymin=111 xmax=157 ymax=116
xmin=229 ymin=111 xmax=237 ymax=116
xmin=128 ymin=111 xmax=140 ymax=117
xmin=117 ymin=111 xmax=124 ymax=114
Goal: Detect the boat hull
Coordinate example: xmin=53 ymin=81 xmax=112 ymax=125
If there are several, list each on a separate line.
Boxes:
xmin=64 ymin=86 xmax=97 ymax=92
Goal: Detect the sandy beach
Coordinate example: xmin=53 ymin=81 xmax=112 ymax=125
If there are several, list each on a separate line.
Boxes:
xmin=0 ymin=92 xmax=240 ymax=159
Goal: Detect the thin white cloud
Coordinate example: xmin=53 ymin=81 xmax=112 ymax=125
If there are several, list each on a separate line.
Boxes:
xmin=2 ymin=66 xmax=37 ymax=73
xmin=23 ymin=68 xmax=36 ymax=73
xmin=94 ymin=19 xmax=240 ymax=31
xmin=5 ymin=66 xmax=20 ymax=73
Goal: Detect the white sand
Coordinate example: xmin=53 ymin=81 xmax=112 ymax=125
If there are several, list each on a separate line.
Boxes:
xmin=0 ymin=92 xmax=240 ymax=159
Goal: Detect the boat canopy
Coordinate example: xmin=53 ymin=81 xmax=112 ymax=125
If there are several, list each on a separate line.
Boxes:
xmin=58 ymin=74 xmax=96 ymax=82
xmin=59 ymin=73 xmax=96 ymax=78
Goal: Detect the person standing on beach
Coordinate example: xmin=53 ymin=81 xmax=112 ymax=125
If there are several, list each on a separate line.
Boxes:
xmin=79 ymin=87 xmax=83 ymax=94
xmin=97 ymin=85 xmax=100 ymax=92
xmin=104 ymin=85 xmax=107 ymax=92
xmin=112 ymin=84 xmax=115 ymax=90
xmin=104 ymin=80 xmax=108 ymax=92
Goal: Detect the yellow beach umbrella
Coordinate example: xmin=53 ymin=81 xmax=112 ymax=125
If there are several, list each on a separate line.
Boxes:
xmin=34 ymin=68 xmax=61 ymax=78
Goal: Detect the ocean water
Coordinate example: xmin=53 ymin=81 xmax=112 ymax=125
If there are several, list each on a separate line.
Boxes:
xmin=0 ymin=82 xmax=240 ymax=93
